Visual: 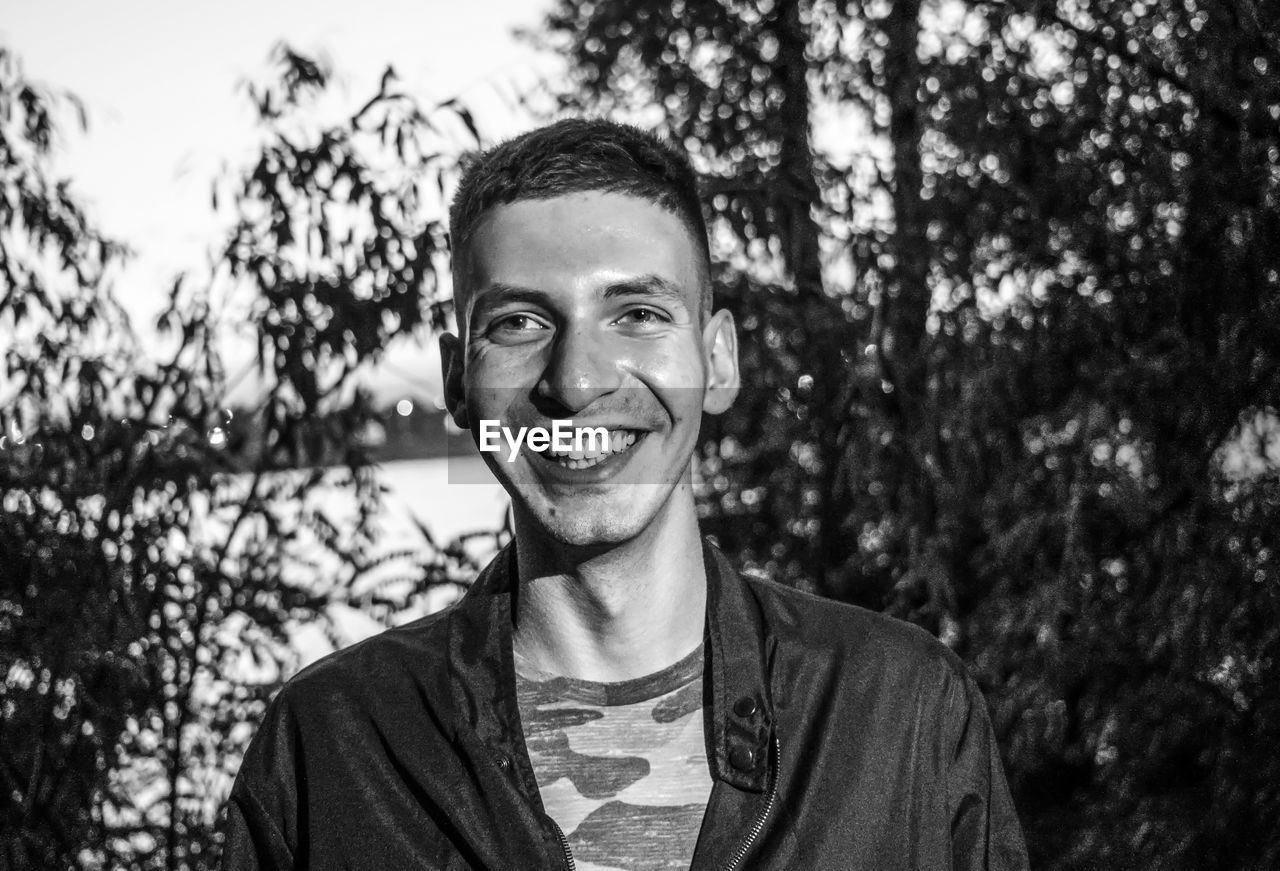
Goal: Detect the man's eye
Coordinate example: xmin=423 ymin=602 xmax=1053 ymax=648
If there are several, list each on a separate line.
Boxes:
xmin=490 ymin=314 xmax=546 ymax=333
xmin=617 ymin=307 xmax=668 ymax=326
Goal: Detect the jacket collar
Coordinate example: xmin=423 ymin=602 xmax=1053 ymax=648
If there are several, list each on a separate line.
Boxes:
xmin=445 ymin=537 xmax=774 ymax=793
xmin=701 ymin=539 xmax=774 ymax=792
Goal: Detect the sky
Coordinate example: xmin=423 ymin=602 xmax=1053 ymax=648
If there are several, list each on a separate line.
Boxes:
xmin=3 ymin=0 xmax=561 ymax=405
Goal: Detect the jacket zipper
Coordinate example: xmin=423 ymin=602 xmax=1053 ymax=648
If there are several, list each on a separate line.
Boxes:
xmin=722 ymin=735 xmax=780 ymax=871
xmin=550 ymin=817 xmax=576 ymax=871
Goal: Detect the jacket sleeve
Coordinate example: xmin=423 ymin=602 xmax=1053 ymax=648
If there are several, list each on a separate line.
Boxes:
xmin=947 ymin=674 xmax=1030 ymax=871
xmin=220 ymin=691 xmax=300 ymax=871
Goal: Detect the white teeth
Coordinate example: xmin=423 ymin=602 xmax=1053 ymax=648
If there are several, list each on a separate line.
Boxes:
xmin=551 ymin=429 xmax=640 ymax=469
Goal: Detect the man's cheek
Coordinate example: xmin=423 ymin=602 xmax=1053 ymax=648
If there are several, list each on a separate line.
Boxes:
xmin=467 ymin=385 xmax=519 ymax=416
xmin=636 ymin=348 xmax=709 ymax=390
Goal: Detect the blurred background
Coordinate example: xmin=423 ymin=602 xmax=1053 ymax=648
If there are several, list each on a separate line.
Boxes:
xmin=2 ymin=0 xmax=1277 ymax=868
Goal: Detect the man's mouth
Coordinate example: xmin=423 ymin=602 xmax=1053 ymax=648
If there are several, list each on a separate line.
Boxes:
xmin=546 ymin=429 xmax=642 ymax=470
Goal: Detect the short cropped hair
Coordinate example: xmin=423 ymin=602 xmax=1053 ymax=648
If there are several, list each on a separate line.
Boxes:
xmin=448 ymin=118 xmax=712 ymax=318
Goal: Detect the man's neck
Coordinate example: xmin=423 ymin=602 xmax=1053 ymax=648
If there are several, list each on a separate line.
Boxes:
xmin=510 ymin=492 xmax=707 ymax=683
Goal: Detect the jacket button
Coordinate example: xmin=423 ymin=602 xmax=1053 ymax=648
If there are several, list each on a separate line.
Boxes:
xmin=729 ymin=746 xmax=755 ymax=771
xmin=733 ymin=696 xmax=758 ymax=718
xmin=495 ymin=755 xmax=511 ymax=771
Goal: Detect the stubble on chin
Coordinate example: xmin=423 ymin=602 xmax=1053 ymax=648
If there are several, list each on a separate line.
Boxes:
xmin=512 ymin=485 xmax=657 ymax=548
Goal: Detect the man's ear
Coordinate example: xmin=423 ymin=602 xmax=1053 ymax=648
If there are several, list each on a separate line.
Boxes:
xmin=701 ymin=308 xmax=740 ymax=415
xmin=439 ymin=333 xmax=469 ymax=429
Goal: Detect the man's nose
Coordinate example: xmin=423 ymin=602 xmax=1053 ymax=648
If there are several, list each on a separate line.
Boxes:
xmin=536 ymin=325 xmax=622 ymax=413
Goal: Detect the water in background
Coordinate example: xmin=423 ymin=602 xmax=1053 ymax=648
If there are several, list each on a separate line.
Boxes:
xmin=291 ymin=455 xmax=509 ymax=666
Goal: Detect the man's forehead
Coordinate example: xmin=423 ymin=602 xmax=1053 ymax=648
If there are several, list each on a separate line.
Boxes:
xmin=471 ymin=192 xmax=695 ymax=249
xmin=455 ymin=192 xmax=707 ymax=319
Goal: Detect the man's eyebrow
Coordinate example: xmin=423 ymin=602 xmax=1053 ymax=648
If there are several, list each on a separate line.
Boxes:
xmin=471 ymin=276 xmax=691 ymax=320
xmin=600 ymin=275 xmax=691 ymax=307
xmin=469 ymin=283 xmax=553 ymax=322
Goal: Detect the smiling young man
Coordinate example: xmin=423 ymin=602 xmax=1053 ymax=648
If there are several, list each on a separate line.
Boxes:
xmin=223 ymin=119 xmax=1029 ymax=870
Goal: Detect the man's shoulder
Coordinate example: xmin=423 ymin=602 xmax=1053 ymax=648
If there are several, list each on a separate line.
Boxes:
xmin=273 ymin=604 xmax=457 ymax=717
xmin=741 ymin=572 xmax=968 ymax=683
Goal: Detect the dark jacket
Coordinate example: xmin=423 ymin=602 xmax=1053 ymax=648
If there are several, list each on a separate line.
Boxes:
xmin=223 ymin=540 xmax=1029 ymax=870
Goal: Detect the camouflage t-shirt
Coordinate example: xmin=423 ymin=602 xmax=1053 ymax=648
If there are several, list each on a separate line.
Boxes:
xmin=514 ymin=644 xmax=712 ymax=871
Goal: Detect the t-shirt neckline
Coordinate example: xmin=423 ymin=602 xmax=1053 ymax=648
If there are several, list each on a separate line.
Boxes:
xmin=513 ymin=642 xmax=704 ymax=706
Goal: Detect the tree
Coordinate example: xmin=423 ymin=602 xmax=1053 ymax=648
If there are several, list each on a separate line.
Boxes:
xmin=1 ymin=45 xmax=490 ymax=869
xmin=541 ymin=0 xmax=1280 ymax=866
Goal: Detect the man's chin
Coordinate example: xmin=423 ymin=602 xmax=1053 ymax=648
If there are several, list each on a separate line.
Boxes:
xmin=513 ymin=487 xmax=668 ymax=550
xmin=540 ymin=522 xmax=636 ymax=550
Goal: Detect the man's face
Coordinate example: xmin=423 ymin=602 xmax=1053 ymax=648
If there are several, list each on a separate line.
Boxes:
xmin=440 ymin=191 xmax=738 ymax=548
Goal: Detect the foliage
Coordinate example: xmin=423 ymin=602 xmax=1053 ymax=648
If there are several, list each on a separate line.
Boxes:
xmin=541 ymin=0 xmax=1280 ymax=866
xmin=0 ymin=45 xmax=489 ymax=870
